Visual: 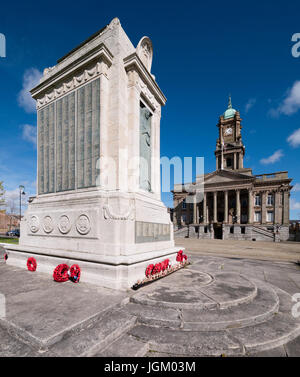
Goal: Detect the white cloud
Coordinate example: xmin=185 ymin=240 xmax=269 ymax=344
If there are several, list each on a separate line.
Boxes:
xmin=292 ymin=183 xmax=300 ymax=192
xmin=271 ymin=81 xmax=300 ymax=116
xmin=245 ymin=98 xmax=256 ymax=113
xmin=3 ymin=188 xmax=28 ymax=214
xmin=22 ymin=124 xmax=37 ymax=146
xmin=287 ymin=128 xmax=300 ymax=148
xmin=291 ymin=199 xmax=300 ymax=211
xmin=260 ymin=150 xmax=284 ymax=165
xmin=17 ymin=68 xmax=42 ymax=113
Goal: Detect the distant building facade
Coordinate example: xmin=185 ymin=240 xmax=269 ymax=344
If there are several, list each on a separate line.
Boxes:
xmin=0 ymin=210 xmax=20 ymax=234
xmin=172 ymin=98 xmax=293 ymax=242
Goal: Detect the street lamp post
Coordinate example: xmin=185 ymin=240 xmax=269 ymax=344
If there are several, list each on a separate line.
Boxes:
xmin=19 ymin=185 xmax=25 ymax=221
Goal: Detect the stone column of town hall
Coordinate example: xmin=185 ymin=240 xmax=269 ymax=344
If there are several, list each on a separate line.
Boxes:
xmin=173 ymin=97 xmax=293 ymax=242
xmin=5 ymin=18 xmax=181 ymax=289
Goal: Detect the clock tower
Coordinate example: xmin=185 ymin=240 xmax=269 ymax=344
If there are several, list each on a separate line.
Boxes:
xmin=215 ymin=96 xmax=245 ymax=171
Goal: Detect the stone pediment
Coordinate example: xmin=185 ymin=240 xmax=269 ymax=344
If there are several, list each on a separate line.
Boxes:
xmin=204 ymin=170 xmax=254 ymax=185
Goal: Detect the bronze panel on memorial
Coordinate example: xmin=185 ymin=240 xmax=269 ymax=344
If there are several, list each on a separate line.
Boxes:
xmin=77 ymin=78 xmax=100 ymax=189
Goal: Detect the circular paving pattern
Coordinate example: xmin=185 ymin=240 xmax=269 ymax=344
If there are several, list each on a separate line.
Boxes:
xmin=132 ymin=270 xmax=257 ymax=310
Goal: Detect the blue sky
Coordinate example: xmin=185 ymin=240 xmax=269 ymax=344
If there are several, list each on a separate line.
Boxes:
xmin=0 ymin=0 xmax=300 ymax=218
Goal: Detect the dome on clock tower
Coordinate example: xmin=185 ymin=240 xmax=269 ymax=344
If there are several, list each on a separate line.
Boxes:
xmin=223 ymin=95 xmax=237 ymax=119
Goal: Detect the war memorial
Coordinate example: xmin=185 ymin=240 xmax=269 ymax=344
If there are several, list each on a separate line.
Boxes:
xmin=4 ymin=17 xmax=181 ymax=289
xmin=1 ymin=18 xmax=300 ymax=359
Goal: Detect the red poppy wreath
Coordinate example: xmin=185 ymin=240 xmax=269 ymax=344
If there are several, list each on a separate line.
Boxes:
xmin=27 ymin=257 xmax=37 ymax=272
xmin=53 ymin=264 xmax=70 ymax=282
xmin=70 ymin=264 xmax=81 ymax=283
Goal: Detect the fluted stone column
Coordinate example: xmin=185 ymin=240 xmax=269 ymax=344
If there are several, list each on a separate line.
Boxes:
xmin=213 ymin=191 xmax=217 ymax=223
xmin=236 ymin=189 xmax=240 ymax=224
xmin=274 ymin=191 xmax=280 ymax=224
xmin=283 ymin=190 xmax=290 ymax=225
xmin=203 ymin=192 xmax=207 ymax=224
xmin=248 ymin=190 xmax=253 ymax=224
xmin=234 ymin=153 xmax=237 ymax=170
xmin=224 ymin=191 xmax=228 ymax=223
xmin=193 ymin=195 xmax=197 ymax=224
xmin=187 ymin=199 xmax=191 ymax=224
xmin=207 ymin=195 xmax=210 ymax=223
xmin=239 ymin=153 xmax=243 ymax=169
xmin=261 ymin=191 xmax=267 ymax=224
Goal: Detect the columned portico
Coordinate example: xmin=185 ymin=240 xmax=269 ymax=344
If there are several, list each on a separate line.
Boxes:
xmin=173 ymin=97 xmax=292 ymax=242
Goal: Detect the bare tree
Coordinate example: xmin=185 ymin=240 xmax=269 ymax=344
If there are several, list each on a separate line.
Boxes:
xmin=0 ymin=181 xmax=5 ymax=209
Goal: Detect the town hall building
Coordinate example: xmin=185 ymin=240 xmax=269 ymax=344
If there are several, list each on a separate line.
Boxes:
xmin=172 ymin=98 xmax=293 ymax=242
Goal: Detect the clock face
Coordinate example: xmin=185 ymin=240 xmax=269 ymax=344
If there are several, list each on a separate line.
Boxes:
xmin=224 ymin=127 xmax=233 ymax=136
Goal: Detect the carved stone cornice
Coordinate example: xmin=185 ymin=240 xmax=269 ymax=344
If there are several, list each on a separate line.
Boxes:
xmin=124 ymin=52 xmax=166 ymax=106
xmin=31 ymin=44 xmax=113 ymax=109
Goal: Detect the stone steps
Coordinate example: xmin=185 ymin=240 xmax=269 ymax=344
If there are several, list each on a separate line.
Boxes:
xmin=127 ymin=280 xmax=279 ymax=331
xmin=47 ymin=308 xmax=137 ymax=357
xmin=131 ymin=271 xmax=258 ymax=310
xmin=96 ymin=334 xmax=149 ymax=357
xmin=126 ymin=283 xmax=300 ymax=356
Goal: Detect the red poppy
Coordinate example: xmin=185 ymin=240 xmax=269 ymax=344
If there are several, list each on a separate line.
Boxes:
xmin=27 ymin=257 xmax=37 ymax=272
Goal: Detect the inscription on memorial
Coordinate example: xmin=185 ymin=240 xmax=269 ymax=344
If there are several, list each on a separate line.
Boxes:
xmin=38 ymin=103 xmax=55 ymax=194
xmin=135 ymin=221 xmax=170 ymax=243
xmin=37 ymin=78 xmax=100 ymax=195
xmin=77 ymin=79 xmax=100 ymax=189
xmin=56 ymin=92 xmax=75 ymax=192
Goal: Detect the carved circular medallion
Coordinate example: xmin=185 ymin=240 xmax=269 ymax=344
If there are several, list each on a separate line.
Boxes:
xmin=58 ymin=215 xmax=71 ymax=234
xmin=29 ymin=215 xmax=40 ymax=233
xmin=76 ymin=214 xmax=91 ymax=235
xmin=43 ymin=216 xmax=54 ymax=234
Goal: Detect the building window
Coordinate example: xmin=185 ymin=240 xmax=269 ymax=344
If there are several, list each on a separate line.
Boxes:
xmin=267 ymin=194 xmax=274 ymax=206
xmin=182 ymin=215 xmax=187 ymax=223
xmin=226 ymin=158 xmax=232 ymax=168
xmin=182 ymin=199 xmax=186 ymax=209
xmin=267 ymin=211 xmax=274 ymax=223
xmin=255 ymin=195 xmax=261 ymax=206
xmin=254 ymin=211 xmax=261 ymax=222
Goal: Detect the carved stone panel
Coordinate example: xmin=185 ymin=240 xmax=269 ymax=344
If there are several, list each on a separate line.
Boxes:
xmin=135 ymin=221 xmax=170 ymax=243
xmin=58 ymin=215 xmax=71 ymax=234
xmin=29 ymin=215 xmax=40 ymax=233
xmin=139 ymin=106 xmax=152 ymax=192
xmin=76 ymin=214 xmax=91 ymax=235
xmin=43 ymin=216 xmax=54 ymax=234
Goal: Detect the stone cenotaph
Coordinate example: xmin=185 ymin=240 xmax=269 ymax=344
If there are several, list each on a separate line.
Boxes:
xmin=5 ymin=18 xmax=181 ymax=289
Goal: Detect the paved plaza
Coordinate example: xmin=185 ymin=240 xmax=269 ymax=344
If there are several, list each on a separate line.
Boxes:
xmin=1 ymin=240 xmax=300 ymax=357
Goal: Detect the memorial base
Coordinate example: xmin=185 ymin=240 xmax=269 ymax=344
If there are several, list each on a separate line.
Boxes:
xmin=4 ymin=244 xmax=181 ymax=290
